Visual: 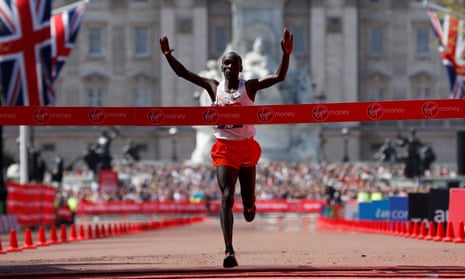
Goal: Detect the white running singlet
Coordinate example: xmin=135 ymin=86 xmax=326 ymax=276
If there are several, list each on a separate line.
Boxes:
xmin=213 ymin=79 xmax=256 ymax=140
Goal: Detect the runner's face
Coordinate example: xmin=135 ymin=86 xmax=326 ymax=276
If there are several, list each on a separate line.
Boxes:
xmin=221 ymin=53 xmax=242 ymax=80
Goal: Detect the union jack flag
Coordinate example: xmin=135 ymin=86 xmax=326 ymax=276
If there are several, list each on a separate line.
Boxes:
xmin=51 ymin=1 xmax=85 ymax=81
xmin=427 ymin=7 xmax=465 ymax=99
xmin=0 ymin=0 xmax=54 ymax=106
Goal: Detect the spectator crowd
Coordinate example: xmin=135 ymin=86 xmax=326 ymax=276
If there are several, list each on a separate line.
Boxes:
xmin=56 ymin=160 xmax=456 ymax=208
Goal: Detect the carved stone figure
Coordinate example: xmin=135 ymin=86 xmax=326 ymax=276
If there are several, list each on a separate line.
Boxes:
xmin=375 ymin=138 xmax=398 ymax=163
xmin=243 ymin=37 xmax=274 ymax=79
xmin=396 ymin=128 xmax=436 ymax=178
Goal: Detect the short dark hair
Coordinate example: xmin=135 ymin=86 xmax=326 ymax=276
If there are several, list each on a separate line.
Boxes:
xmin=222 ymin=51 xmax=242 ymax=64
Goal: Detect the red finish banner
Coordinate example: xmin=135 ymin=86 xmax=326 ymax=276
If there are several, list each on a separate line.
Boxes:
xmin=0 ymin=99 xmax=463 ymax=126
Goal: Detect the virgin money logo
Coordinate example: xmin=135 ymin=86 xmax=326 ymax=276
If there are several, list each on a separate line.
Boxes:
xmin=312 ymin=105 xmax=328 ymax=121
xmin=422 ymin=101 xmax=439 ymax=118
xmin=147 ymin=109 xmax=164 ymax=124
xmin=89 ymin=109 xmax=105 ymax=124
xmin=367 ymin=103 xmax=384 ymax=120
xmin=202 ymin=108 xmax=219 ymax=123
xmin=33 ymin=108 xmax=50 ymax=124
xmin=257 ymin=107 xmax=274 ymax=122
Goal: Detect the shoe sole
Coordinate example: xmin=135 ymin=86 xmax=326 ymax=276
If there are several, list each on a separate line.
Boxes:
xmin=223 ymin=255 xmax=238 ymax=268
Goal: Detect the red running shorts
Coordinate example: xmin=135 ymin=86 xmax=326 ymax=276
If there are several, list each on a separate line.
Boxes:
xmin=211 ymin=138 xmax=261 ymax=169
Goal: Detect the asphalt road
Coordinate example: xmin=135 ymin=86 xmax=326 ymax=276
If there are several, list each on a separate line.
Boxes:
xmin=0 ymin=214 xmax=464 ymax=278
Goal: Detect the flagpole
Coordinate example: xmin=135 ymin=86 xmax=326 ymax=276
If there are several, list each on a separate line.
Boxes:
xmin=19 ymin=126 xmax=29 ymax=184
xmin=52 ymin=0 xmax=89 ymax=15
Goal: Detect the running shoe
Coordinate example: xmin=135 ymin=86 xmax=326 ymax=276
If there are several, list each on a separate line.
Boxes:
xmin=243 ymin=205 xmax=256 ymax=222
xmin=223 ymin=249 xmax=238 ymax=268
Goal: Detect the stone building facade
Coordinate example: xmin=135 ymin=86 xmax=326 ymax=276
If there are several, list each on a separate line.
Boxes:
xmin=4 ymin=0 xmax=460 ymax=169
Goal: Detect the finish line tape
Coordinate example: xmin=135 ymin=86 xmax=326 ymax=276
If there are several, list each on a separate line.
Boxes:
xmin=0 ymin=99 xmax=463 ymax=126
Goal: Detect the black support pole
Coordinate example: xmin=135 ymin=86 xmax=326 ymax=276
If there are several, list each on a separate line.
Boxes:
xmin=0 ymin=125 xmax=5 ymax=214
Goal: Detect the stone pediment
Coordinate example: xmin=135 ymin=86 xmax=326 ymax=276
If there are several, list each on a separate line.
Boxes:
xmin=81 ymin=69 xmax=111 ymax=81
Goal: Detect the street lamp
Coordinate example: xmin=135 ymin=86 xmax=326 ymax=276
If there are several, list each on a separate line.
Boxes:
xmin=341 ymin=127 xmax=349 ymax=162
xmin=169 ymin=127 xmax=178 ymax=162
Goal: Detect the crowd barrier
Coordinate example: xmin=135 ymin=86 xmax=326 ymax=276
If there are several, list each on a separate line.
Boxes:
xmin=76 ymin=199 xmax=325 ymax=215
xmin=6 ymin=183 xmax=56 ymax=227
xmin=4 ymin=181 xmax=324 ymax=228
xmin=319 ymin=188 xmax=465 ymax=243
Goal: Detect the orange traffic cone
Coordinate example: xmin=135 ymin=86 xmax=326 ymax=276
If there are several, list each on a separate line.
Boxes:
xmin=410 ymin=221 xmax=419 ymax=238
xmin=100 ymin=224 xmax=106 ymax=238
xmin=390 ymin=221 xmax=397 ymax=235
xmin=403 ymin=220 xmax=412 ymax=237
xmin=78 ymin=224 xmax=86 ymax=240
xmin=0 ymin=235 xmax=5 ymax=254
xmin=87 ymin=224 xmax=93 ymax=239
xmin=434 ymin=221 xmax=445 ymax=241
xmin=69 ymin=224 xmax=77 ymax=241
xmin=424 ymin=221 xmax=435 ymax=241
xmin=442 ymin=221 xmax=455 ymax=242
xmin=94 ymin=224 xmax=100 ymax=238
xmin=397 ymin=221 xmax=404 ymax=236
xmin=416 ymin=221 xmax=427 ymax=240
xmin=22 ymin=228 xmax=36 ymax=249
xmin=7 ymin=229 xmax=22 ymax=252
xmin=37 ymin=226 xmax=48 ymax=246
xmin=59 ymin=224 xmax=68 ymax=243
xmin=48 ymin=225 xmax=58 ymax=245
xmin=107 ymin=223 xmax=113 ymax=237
xmin=454 ymin=221 xmax=465 ymax=243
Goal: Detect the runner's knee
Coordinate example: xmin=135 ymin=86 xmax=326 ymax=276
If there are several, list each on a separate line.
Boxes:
xmin=221 ymin=187 xmax=235 ymax=209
